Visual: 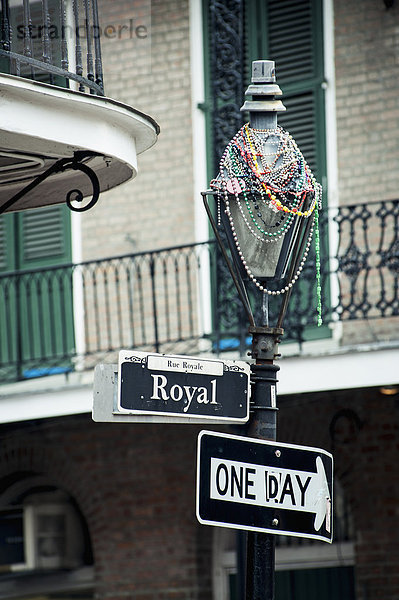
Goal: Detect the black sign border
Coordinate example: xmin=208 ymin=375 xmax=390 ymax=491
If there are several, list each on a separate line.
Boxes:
xmin=196 ymin=430 xmax=333 ymax=543
xmin=117 ymin=352 xmax=250 ymax=422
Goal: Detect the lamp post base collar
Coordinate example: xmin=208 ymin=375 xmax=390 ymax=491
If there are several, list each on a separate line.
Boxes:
xmin=249 ymin=326 xmax=284 ymax=361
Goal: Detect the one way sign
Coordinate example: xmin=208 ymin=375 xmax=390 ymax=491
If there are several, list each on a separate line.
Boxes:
xmin=196 ymin=431 xmax=333 ymax=543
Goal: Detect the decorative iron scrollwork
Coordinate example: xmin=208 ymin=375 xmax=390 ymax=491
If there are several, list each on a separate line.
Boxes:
xmin=62 ymin=157 xmax=101 ymax=213
xmin=338 ymin=245 xmax=368 ymax=280
xmin=381 ymin=239 xmax=399 ymax=275
xmin=209 ymin=0 xmax=245 ymax=169
xmin=0 ymin=0 xmax=104 ymax=95
xmin=207 ymin=0 xmax=247 ymax=352
xmin=0 ymin=151 xmax=101 ymax=215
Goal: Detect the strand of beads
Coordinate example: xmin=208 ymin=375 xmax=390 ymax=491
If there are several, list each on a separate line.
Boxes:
xmin=227 ymin=139 xmax=279 ymax=203
xmin=242 ymin=191 xmax=294 ymax=239
xmin=269 ymin=194 xmax=316 ymax=217
xmin=244 ymin=124 xmax=291 ymax=175
xmin=234 ymin=191 xmax=295 ymax=244
xmin=314 ymin=202 xmax=323 ymax=326
xmin=224 ymin=197 xmax=315 ymax=296
xmin=213 ymin=125 xmax=250 ymax=225
xmin=225 ymin=145 xmax=294 ymax=241
xmin=220 ymin=156 xmax=294 ymax=245
xmin=230 ymin=131 xmax=307 ymax=225
xmin=244 ymin=126 xmax=294 ymax=182
xmin=241 ymin=124 xmax=319 ymax=217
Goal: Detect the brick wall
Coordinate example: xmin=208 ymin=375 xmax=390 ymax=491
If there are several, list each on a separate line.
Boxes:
xmin=75 ymin=0 xmax=199 ymax=366
xmin=332 ymin=0 xmax=399 ymax=347
xmin=334 ymin=0 xmax=399 ymax=205
xmin=80 ymin=0 xmax=195 ymax=261
xmin=1 ymin=387 xmax=398 ymax=598
xmin=0 ymin=417 xmax=213 ymax=599
xmin=278 ymin=386 xmax=399 ymax=600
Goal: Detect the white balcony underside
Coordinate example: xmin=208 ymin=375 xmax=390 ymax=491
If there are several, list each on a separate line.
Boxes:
xmin=0 ymin=344 xmax=397 ymax=424
xmin=0 ymin=73 xmax=159 ymax=212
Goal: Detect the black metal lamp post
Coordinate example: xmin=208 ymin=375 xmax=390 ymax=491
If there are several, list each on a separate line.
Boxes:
xmin=202 ymin=60 xmax=322 ymax=600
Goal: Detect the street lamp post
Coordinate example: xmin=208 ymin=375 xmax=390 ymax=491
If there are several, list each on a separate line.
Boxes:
xmin=202 ymin=60 xmax=322 ymax=600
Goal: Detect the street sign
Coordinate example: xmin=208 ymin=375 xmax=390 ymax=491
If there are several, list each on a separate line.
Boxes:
xmin=196 ymin=430 xmax=333 ymax=543
xmin=115 ymin=350 xmax=250 ymax=423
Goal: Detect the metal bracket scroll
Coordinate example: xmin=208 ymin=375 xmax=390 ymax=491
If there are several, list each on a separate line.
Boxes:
xmin=0 ymin=151 xmax=101 ymax=215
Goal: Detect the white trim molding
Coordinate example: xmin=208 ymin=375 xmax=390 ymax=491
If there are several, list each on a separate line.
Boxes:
xmin=278 ymin=344 xmax=399 ymax=396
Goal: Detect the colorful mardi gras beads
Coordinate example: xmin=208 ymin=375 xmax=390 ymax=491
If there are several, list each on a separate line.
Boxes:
xmin=210 ymin=123 xmax=323 ymax=325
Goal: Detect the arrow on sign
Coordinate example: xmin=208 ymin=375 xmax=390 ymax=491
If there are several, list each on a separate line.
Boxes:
xmin=313 ymin=457 xmax=331 ymax=531
xmin=210 ymin=454 xmax=332 ymax=534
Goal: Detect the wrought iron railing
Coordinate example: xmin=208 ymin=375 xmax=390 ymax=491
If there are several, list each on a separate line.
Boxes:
xmin=0 ymin=199 xmax=398 ymax=382
xmin=0 ymin=0 xmax=104 ymax=94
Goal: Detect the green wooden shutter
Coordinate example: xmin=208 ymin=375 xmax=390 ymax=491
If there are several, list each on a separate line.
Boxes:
xmin=0 ymin=206 xmax=71 ymax=271
xmin=246 ymin=0 xmax=329 ymax=341
xmin=246 ymin=0 xmax=326 ymax=181
xmin=0 ymin=206 xmax=74 ymax=381
xmin=20 ymin=206 xmax=71 ymax=268
xmin=0 ymin=216 xmax=15 ymax=380
xmin=0 ymin=214 xmax=16 ymax=272
xmin=275 ymin=566 xmax=356 ymax=600
xmin=0 ymin=218 xmax=7 ymax=270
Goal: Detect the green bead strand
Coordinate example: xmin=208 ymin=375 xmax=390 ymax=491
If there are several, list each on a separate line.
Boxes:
xmin=314 ymin=204 xmax=323 ymax=326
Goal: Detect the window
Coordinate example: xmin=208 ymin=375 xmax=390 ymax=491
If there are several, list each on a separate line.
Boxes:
xmin=0 ymin=476 xmax=94 ymax=598
xmin=24 ymin=500 xmax=85 ymax=570
xmin=202 ymin=0 xmax=330 ymax=347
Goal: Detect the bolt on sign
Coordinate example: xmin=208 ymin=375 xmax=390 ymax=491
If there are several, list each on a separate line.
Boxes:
xmin=116 ymin=351 xmax=250 ymax=423
xmin=197 ymin=431 xmax=333 ymax=543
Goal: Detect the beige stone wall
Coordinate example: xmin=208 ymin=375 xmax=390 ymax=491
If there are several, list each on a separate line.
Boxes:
xmin=80 ymin=0 xmax=195 ymax=261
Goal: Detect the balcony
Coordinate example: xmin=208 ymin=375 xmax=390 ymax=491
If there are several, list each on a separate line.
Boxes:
xmin=0 ymin=198 xmax=398 ymax=387
xmin=0 ymin=0 xmax=158 ymax=213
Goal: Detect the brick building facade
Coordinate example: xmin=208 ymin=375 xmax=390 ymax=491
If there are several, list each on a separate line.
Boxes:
xmin=1 ymin=388 xmax=398 ymax=598
xmin=0 ymin=419 xmax=213 ymax=598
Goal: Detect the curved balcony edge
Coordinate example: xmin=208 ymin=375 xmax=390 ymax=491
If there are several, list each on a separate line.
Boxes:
xmin=0 ymin=73 xmax=160 ymax=212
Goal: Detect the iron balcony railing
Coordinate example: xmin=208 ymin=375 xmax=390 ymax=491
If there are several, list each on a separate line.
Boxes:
xmin=0 ymin=0 xmax=104 ymax=94
xmin=0 ymin=198 xmax=398 ymax=382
